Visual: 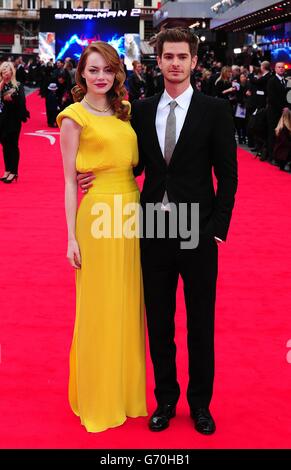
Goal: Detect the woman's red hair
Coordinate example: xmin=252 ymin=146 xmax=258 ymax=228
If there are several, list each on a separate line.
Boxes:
xmin=72 ymin=42 xmax=130 ymax=121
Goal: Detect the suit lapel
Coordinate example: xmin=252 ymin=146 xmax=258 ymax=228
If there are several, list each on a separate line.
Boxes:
xmin=169 ymin=91 xmax=206 ymax=167
xmin=143 ymin=90 xmax=207 ymax=168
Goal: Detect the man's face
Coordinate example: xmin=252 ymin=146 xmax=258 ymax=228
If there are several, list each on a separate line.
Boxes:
xmin=135 ymin=63 xmax=142 ymax=74
xmin=275 ymin=62 xmax=285 ymax=76
xmin=157 ymin=41 xmax=197 ymax=85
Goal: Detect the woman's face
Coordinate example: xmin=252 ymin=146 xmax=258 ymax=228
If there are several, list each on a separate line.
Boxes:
xmin=82 ymin=51 xmax=115 ymax=97
xmin=1 ymin=66 xmax=13 ymax=83
xmin=134 ymin=62 xmax=142 ymax=74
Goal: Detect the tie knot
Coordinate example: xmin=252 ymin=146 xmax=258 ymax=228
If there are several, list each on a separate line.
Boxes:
xmin=169 ymin=100 xmax=177 ymax=111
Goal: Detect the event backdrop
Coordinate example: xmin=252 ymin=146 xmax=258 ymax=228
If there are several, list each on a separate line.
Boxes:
xmin=39 ymin=8 xmax=140 ymax=69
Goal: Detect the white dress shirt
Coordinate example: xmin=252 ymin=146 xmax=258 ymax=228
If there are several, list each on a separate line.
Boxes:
xmin=155 ymin=85 xmax=223 ymax=243
xmin=156 ymin=85 xmax=193 ymax=156
xmin=276 ymin=73 xmax=286 ymax=85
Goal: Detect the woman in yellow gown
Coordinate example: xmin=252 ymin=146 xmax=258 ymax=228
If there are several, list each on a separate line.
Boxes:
xmin=57 ymin=42 xmax=147 ymax=432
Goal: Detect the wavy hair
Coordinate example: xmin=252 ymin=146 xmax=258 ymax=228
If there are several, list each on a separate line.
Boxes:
xmin=72 ymin=42 xmax=129 ymax=121
xmin=0 ymin=61 xmax=18 ymax=88
xmin=275 ymin=107 xmax=291 ymax=136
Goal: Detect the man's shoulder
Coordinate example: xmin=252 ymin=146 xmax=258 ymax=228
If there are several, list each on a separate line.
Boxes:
xmin=132 ymin=94 xmax=160 ymax=109
xmin=193 ymin=91 xmax=229 ymax=111
xmin=268 ymin=75 xmax=278 ymax=85
xmin=131 ymin=94 xmax=161 ymax=121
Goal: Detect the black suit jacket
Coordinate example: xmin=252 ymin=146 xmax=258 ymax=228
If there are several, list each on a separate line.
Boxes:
xmin=267 ymin=75 xmax=289 ymax=124
xmin=128 ymin=72 xmax=146 ymax=102
xmin=131 ymin=90 xmax=238 ymax=241
xmin=249 ymin=72 xmax=271 ymax=109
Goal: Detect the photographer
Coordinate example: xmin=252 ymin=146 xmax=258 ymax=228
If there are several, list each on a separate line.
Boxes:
xmin=0 ymin=62 xmax=29 ymax=184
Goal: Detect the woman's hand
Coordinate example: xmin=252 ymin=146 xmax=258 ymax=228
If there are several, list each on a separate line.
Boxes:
xmin=3 ymin=88 xmax=15 ymax=101
xmin=3 ymin=92 xmax=13 ymax=102
xmin=67 ymin=239 xmax=81 ymax=269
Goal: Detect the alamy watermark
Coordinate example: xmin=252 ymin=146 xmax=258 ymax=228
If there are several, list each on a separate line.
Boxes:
xmin=90 ymin=195 xmax=200 ymax=249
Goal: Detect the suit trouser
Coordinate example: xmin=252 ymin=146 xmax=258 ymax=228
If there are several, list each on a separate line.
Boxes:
xmin=141 ymin=222 xmax=218 ymax=410
xmin=0 ymin=126 xmax=21 ymax=174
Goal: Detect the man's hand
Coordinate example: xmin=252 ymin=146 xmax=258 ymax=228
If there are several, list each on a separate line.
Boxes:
xmin=77 ymin=172 xmax=95 ymax=193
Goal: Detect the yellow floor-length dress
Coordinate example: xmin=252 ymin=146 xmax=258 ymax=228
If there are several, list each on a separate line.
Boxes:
xmin=57 ymin=102 xmax=147 ymax=432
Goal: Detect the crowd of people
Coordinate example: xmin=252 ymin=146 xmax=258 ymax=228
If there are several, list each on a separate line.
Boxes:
xmin=0 ymin=31 xmax=289 ymax=437
xmin=191 ymin=59 xmax=291 ymax=172
xmin=127 ymin=54 xmax=291 ymax=173
xmin=1 ymin=47 xmax=290 ymax=185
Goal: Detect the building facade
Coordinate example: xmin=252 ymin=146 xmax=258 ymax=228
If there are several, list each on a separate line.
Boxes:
xmin=0 ymin=0 xmax=159 ymax=54
xmin=0 ymin=1 xmax=113 ymax=53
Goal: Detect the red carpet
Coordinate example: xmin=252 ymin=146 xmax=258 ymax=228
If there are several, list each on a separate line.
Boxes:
xmin=0 ymin=91 xmax=291 ymax=449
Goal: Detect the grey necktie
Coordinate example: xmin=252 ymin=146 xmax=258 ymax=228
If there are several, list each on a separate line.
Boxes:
xmin=162 ymin=100 xmax=177 ymax=206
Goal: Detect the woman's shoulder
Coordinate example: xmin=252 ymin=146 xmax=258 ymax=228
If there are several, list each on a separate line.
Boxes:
xmin=57 ymin=102 xmax=85 ymax=128
xmin=64 ymin=102 xmax=83 ymax=113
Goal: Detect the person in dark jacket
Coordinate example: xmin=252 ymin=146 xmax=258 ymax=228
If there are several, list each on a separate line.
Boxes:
xmin=248 ymin=61 xmax=271 ymax=110
xmin=128 ymin=60 xmax=146 ymax=102
xmin=214 ymin=66 xmax=236 ymax=104
xmin=266 ymin=62 xmax=290 ymax=161
xmin=0 ymin=61 xmax=29 ymax=183
xmin=234 ymin=73 xmax=249 ymax=143
xmin=273 ymin=108 xmax=291 ymax=170
xmin=45 ymin=82 xmax=59 ymax=127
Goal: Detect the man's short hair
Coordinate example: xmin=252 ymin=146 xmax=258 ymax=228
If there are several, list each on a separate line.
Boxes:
xmin=155 ymin=27 xmax=199 ymax=58
xmin=261 ymin=61 xmax=271 ymax=71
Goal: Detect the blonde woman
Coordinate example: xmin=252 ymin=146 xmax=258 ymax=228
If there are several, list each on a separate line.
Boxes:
xmin=273 ymin=108 xmax=291 ymax=170
xmin=214 ymin=66 xmax=235 ymax=100
xmin=56 ymin=42 xmax=147 ymax=433
xmin=0 ymin=61 xmax=29 ymax=183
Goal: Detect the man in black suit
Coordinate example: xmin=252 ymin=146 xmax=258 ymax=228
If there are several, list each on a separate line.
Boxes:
xmin=266 ymin=62 xmax=289 ymax=161
xmin=78 ymin=28 xmax=237 ymax=435
xmin=249 ymin=61 xmax=271 ymax=110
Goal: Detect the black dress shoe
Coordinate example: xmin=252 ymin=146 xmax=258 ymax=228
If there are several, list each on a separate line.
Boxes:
xmin=190 ymin=408 xmax=216 ymax=435
xmin=149 ymin=404 xmax=176 ymax=432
